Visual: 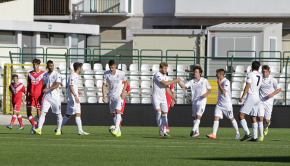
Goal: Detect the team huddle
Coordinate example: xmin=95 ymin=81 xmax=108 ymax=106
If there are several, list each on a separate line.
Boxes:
xmin=6 ymin=59 xmax=280 ymax=141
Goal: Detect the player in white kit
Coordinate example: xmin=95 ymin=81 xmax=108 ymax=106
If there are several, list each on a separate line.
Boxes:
xmin=206 ymin=69 xmax=240 ymax=139
xmin=102 ymin=60 xmax=128 ymax=137
xmin=239 ymin=61 xmax=261 ymax=142
xmin=61 ymin=62 xmax=90 ymax=135
xmin=34 ymin=60 xmax=63 ymax=135
xmin=152 ymin=62 xmax=179 ymax=137
xmin=178 ymin=66 xmax=211 ymax=137
xmin=258 ymin=65 xmax=281 ymax=141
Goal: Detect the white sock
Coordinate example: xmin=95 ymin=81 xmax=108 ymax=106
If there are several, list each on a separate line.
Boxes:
xmin=38 ymin=112 xmax=46 ymax=131
xmin=115 ymin=114 xmax=121 ymax=132
xmin=212 ymin=121 xmax=219 ymax=135
xmin=162 ymin=114 xmax=168 ymax=134
xmin=193 ymin=119 xmax=200 ymax=132
xmin=113 ymin=117 xmax=116 ymax=124
xmin=56 ymin=114 xmax=63 ymax=131
xmin=156 ymin=112 xmax=162 ymax=131
xmin=62 ymin=116 xmax=69 ymax=127
xmin=240 ymin=119 xmax=250 ymax=135
xmin=252 ymin=122 xmax=258 ymax=139
xmin=75 ymin=116 xmax=83 ymax=134
xmin=231 ymin=119 xmax=239 ymax=134
xmin=266 ymin=121 xmax=271 ymax=128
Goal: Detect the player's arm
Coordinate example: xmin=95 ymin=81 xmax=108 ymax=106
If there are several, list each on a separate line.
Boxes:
xmin=268 ymin=79 xmax=281 ymax=99
xmin=166 ymin=87 xmax=177 ymax=103
xmin=171 ymin=91 xmax=175 ymax=107
xmin=202 ymin=79 xmax=212 ymax=98
xmin=217 ymin=79 xmax=226 ymax=94
xmin=26 ymin=83 xmax=31 ymax=100
xmin=69 ymin=85 xmax=79 ymax=103
xmin=43 ymin=82 xmax=60 ymax=93
xmin=160 ymin=78 xmax=181 ymax=86
xmin=121 ymin=80 xmax=128 ymax=99
xmin=102 ymin=83 xmax=107 ymax=103
xmin=125 ymin=85 xmax=131 ymax=98
xmin=177 ymin=81 xmax=187 ymax=89
xmin=239 ymin=83 xmax=250 ymax=103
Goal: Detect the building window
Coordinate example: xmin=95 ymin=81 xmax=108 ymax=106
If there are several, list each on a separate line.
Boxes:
xmin=0 ymin=31 xmax=15 ymax=44
xmin=40 ymin=32 xmax=51 ymax=45
xmin=52 ymin=33 xmax=66 ymax=46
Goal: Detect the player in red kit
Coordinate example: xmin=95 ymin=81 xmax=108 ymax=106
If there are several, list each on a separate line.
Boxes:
xmin=111 ymin=80 xmax=131 ymax=127
xmin=165 ymin=72 xmax=175 ymax=132
xmin=6 ymin=74 xmax=26 ymax=130
xmin=26 ymin=59 xmax=45 ymax=134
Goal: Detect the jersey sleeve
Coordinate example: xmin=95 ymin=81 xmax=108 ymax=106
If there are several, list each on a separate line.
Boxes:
xmin=246 ymin=73 xmax=252 ymax=83
xmin=185 ymin=80 xmax=192 ymax=88
xmin=27 ymin=73 xmax=31 ymax=85
xmin=126 ymin=84 xmax=131 ymax=92
xmin=22 ymin=84 xmax=26 ymax=94
xmin=273 ymin=78 xmax=280 ymax=90
xmin=56 ymin=73 xmax=61 ymax=83
xmin=155 ymin=72 xmax=165 ymax=83
xmin=102 ymin=73 xmax=107 ymax=83
xmin=205 ymin=79 xmax=212 ymax=89
xmin=122 ymin=71 xmax=127 ymax=82
xmin=223 ymin=80 xmax=230 ymax=92
xmin=69 ymin=75 xmax=75 ymax=86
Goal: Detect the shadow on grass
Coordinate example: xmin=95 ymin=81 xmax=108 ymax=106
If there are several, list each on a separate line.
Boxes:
xmin=182 ymin=156 xmax=290 ymax=163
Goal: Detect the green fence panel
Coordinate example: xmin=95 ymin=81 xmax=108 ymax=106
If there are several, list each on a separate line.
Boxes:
xmin=22 ymin=47 xmax=45 ymax=63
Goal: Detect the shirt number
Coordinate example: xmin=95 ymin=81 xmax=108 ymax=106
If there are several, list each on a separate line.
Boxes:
xmin=256 ymin=75 xmax=260 ymax=86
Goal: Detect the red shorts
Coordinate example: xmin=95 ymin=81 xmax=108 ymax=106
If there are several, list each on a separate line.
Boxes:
xmin=12 ymin=103 xmax=21 ymax=112
xmin=26 ymin=95 xmax=43 ymax=109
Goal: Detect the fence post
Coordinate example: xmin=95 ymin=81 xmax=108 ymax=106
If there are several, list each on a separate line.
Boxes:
xmin=230 ymin=55 xmax=233 ymax=93
xmin=175 ymin=54 xmax=178 ymax=93
xmin=285 ymin=56 xmax=289 ymax=105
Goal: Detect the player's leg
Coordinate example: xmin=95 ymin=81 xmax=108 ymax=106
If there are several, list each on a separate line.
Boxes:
xmin=34 ymin=99 xmax=51 ymax=134
xmin=166 ymin=104 xmax=170 ymax=132
xmin=16 ymin=111 xmax=24 ymax=130
xmin=7 ymin=108 xmax=17 ymax=129
xmin=192 ymin=105 xmax=205 ymax=137
xmin=112 ymin=98 xmax=123 ymax=137
xmin=36 ymin=96 xmax=43 ymax=128
xmin=62 ymin=101 xmax=73 ymax=127
xmin=224 ymin=106 xmax=240 ymax=139
xmin=248 ymin=115 xmax=258 ymax=141
xmin=112 ymin=113 xmax=116 ymax=124
xmin=75 ymin=104 xmax=89 ymax=135
xmin=190 ymin=105 xmax=197 ymax=137
xmin=152 ymin=97 xmax=163 ymax=135
xmin=239 ymin=99 xmax=252 ymax=141
xmin=160 ymin=102 xmax=169 ymax=136
xmin=263 ymin=106 xmax=272 ymax=136
xmin=26 ymin=96 xmax=36 ymax=129
xmin=51 ymin=100 xmax=62 ymax=135
xmin=207 ymin=106 xmax=221 ymax=139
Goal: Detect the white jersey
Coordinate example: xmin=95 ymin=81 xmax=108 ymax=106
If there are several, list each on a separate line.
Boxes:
xmin=245 ymin=71 xmax=262 ymax=96
xmin=216 ymin=78 xmax=232 ymax=107
xmin=185 ymin=78 xmax=211 ymax=105
xmin=259 ymin=75 xmax=280 ymax=104
xmin=103 ymin=69 xmax=127 ymax=99
xmin=43 ymin=71 xmax=61 ymax=100
xmin=67 ymin=72 xmax=79 ymax=102
xmin=152 ymin=72 xmax=168 ymax=100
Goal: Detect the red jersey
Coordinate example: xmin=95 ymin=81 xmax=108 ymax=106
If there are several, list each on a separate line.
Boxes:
xmin=166 ymin=84 xmax=174 ymax=104
xmin=27 ymin=70 xmax=45 ymax=97
xmin=9 ymin=82 xmax=26 ymax=104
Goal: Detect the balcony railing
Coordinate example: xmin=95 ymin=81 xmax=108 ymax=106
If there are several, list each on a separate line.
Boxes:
xmin=90 ymin=0 xmax=131 ymax=13
xmin=34 ymin=0 xmax=70 ymax=15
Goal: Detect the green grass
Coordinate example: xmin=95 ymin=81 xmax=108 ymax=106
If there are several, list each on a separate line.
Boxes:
xmin=0 ymin=125 xmax=289 ymax=166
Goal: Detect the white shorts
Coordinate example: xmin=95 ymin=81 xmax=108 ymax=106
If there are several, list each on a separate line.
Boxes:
xmin=258 ymin=102 xmax=273 ymax=120
xmin=192 ymin=104 xmax=206 ymax=117
xmin=240 ymin=95 xmax=259 ymax=116
xmin=41 ymin=98 xmax=61 ymax=114
xmin=66 ymin=100 xmax=81 ymax=115
xmin=214 ymin=105 xmax=234 ymax=119
xmin=152 ymin=97 xmax=168 ymax=113
xmin=109 ymin=97 xmax=122 ymax=114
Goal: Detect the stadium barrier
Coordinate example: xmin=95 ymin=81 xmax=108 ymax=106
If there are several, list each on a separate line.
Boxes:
xmin=43 ymin=104 xmax=290 ymax=128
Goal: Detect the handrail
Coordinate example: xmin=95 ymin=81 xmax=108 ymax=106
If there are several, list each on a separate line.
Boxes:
xmin=46 ymin=47 xmax=69 ymax=62
xmin=259 ymin=51 xmax=282 ymax=71
xmin=140 ymin=49 xmax=163 ymax=67
xmin=226 ymin=50 xmax=256 ymax=66
xmin=116 ymin=49 xmax=140 ymax=70
xmin=22 ymin=47 xmax=45 ymax=63
xmin=166 ymin=49 xmax=196 ymax=65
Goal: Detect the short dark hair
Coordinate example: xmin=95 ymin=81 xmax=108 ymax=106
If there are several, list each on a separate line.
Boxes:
xmin=193 ymin=66 xmax=203 ymax=75
xmin=216 ymin=68 xmax=225 ymax=75
xmin=32 ymin=58 xmax=41 ymax=64
xmin=262 ymin=65 xmax=270 ymax=71
xmin=159 ymin=62 xmax=168 ymax=69
xmin=12 ymin=74 xmax=18 ymax=78
xmin=73 ymin=62 xmax=83 ymax=71
xmin=108 ymin=60 xmax=116 ymax=67
xmin=252 ymin=61 xmax=260 ymax=71
xmin=46 ymin=60 xmax=53 ymax=69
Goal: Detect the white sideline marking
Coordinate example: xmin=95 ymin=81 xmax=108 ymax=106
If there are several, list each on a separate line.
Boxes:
xmin=0 ymin=137 xmax=289 ymax=148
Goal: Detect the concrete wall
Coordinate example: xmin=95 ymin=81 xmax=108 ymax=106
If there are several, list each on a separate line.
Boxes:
xmin=175 ymin=0 xmax=290 ymax=17
xmin=0 ymin=46 xmax=19 ymax=64
xmin=0 ymin=0 xmax=34 ymax=22
xmin=133 ymin=0 xmax=175 ymax=15
xmin=133 ymin=35 xmax=204 ymax=70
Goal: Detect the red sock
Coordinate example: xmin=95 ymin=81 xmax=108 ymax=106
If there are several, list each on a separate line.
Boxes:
xmin=166 ymin=118 xmax=169 ymax=130
xmin=10 ymin=115 xmax=16 ymax=126
xmin=28 ymin=116 xmax=35 ymax=127
xmin=17 ymin=116 xmax=23 ymax=127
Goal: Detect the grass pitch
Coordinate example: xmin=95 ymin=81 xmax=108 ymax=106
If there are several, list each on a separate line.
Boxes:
xmin=0 ymin=125 xmax=289 ymax=166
